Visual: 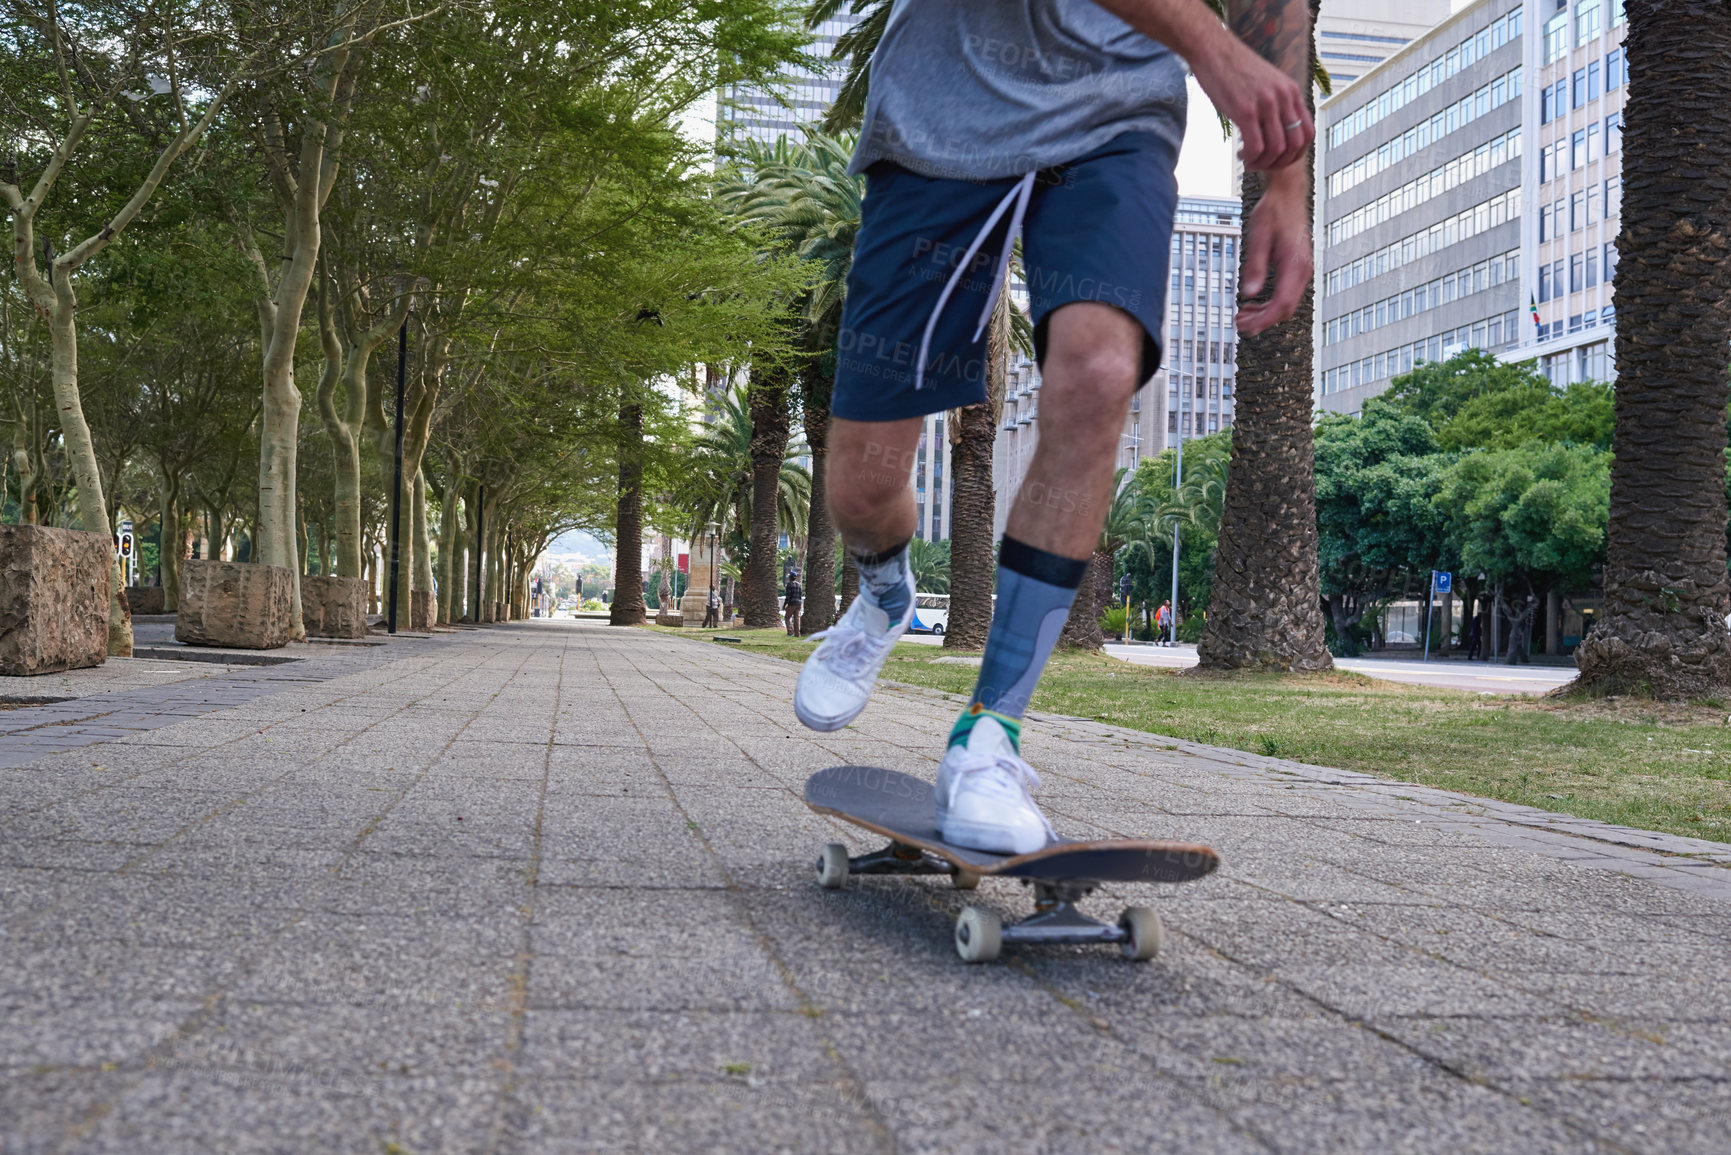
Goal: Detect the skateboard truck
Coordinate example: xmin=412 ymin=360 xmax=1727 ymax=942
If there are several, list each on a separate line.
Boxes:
xmin=820 ymin=841 xmax=1162 ymax=964
xmin=820 ymin=840 xmax=980 ymax=889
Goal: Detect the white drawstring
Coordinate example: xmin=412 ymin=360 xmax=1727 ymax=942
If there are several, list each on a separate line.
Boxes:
xmin=914 ymin=170 xmax=1037 ymax=391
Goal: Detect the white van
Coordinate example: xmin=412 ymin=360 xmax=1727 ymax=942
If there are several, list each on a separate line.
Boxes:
xmin=911 ymin=593 xmax=950 ymax=634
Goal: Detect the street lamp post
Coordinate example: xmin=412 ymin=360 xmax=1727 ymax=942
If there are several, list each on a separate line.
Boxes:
xmin=1169 ymin=381 xmax=1185 ymax=647
xmin=706 ymin=519 xmax=719 ymax=628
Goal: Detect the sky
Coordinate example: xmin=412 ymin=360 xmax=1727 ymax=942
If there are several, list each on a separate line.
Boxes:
xmin=1174 ymin=77 xmax=1236 ymax=198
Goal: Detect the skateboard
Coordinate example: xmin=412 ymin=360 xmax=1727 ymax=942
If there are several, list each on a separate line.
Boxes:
xmin=804 ymin=765 xmax=1219 ymax=963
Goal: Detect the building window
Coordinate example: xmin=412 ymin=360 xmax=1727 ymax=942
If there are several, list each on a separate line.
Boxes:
xmin=1571 ymin=129 xmax=1587 ymax=170
xmin=1545 ymin=13 xmax=1568 ymax=63
xmin=1587 ymin=59 xmax=1601 ymax=102
xmin=1571 ymin=67 xmax=1586 ymax=109
xmin=1606 ymin=112 xmax=1623 ymax=153
xmin=1576 ymin=0 xmax=1601 ymax=46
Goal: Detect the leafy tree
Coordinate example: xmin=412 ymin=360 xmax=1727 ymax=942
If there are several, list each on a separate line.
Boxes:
xmin=1436 ymin=443 xmax=1610 ymax=664
xmin=1312 ymin=408 xmax=1449 ymax=655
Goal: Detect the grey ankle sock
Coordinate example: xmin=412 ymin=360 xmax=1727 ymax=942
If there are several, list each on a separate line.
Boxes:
xmin=852 ymin=540 xmax=912 ymax=623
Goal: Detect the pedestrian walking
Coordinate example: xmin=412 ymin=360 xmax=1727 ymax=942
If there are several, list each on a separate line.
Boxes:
xmin=703 ymin=585 xmax=720 ymax=629
xmin=1155 ymin=600 xmax=1173 ymax=644
xmin=784 ymin=572 xmax=804 ymax=636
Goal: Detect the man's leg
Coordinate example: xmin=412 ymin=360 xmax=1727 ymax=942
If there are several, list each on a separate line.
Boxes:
xmin=952 ymin=302 xmax=1143 ymax=744
xmin=823 ymin=415 xmax=924 ymax=626
xmin=791 ymin=417 xmax=925 ymax=731
xmin=934 ymin=303 xmax=1143 ymax=853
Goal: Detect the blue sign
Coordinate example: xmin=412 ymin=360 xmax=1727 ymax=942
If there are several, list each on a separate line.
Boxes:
xmin=1432 ymin=571 xmax=1452 ymax=593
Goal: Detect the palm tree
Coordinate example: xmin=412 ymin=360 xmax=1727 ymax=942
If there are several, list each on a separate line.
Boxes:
xmin=907 ymin=537 xmax=951 ymax=593
xmin=1196 ymin=0 xmax=1333 ymax=673
xmin=716 ymin=131 xmax=864 ymax=633
xmin=680 ymin=384 xmax=812 ymax=559
xmin=1573 ymin=3 xmax=1731 ymax=698
xmin=1058 ymin=467 xmax=1142 ymax=649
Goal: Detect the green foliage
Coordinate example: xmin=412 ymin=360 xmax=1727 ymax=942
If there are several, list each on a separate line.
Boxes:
xmin=1434 ymin=442 xmax=1610 ymax=593
xmin=908 ymin=537 xmax=951 ymax=594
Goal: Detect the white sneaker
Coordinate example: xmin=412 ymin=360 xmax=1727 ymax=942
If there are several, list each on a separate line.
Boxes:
xmin=793 ymin=572 xmax=915 ymax=732
xmin=935 ymin=716 xmax=1056 ymax=855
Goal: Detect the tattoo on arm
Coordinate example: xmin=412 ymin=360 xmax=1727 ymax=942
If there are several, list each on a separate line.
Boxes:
xmin=1224 ymin=0 xmax=1310 ymax=88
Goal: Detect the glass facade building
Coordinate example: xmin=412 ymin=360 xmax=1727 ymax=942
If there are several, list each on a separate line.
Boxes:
xmin=1316 ymin=0 xmax=1628 ymax=415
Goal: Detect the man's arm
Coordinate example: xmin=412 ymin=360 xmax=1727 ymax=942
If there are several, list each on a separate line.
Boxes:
xmin=1091 ymin=0 xmax=1314 ymax=171
xmin=1093 ymin=0 xmax=1317 ymax=335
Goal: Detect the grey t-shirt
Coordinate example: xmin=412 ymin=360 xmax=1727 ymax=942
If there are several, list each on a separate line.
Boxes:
xmin=850 ymin=0 xmax=1189 ymax=181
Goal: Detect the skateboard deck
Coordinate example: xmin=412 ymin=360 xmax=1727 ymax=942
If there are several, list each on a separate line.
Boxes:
xmin=804 ymin=766 xmax=1219 ymax=883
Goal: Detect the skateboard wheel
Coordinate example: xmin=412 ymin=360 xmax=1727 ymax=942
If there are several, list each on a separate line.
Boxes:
xmin=817 ymin=843 xmax=850 ymax=889
xmin=954 ymin=907 xmax=1002 ymax=963
xmin=1118 ymin=906 xmax=1163 ymax=961
xmin=951 ymin=869 xmax=981 ymax=891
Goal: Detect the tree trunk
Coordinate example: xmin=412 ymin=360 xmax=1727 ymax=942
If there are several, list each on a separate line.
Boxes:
xmin=800 ymin=367 xmax=836 ymax=635
xmin=611 ymin=401 xmax=647 ymax=626
xmin=413 ymin=468 xmax=433 ymax=600
xmin=1572 ymin=0 xmax=1731 ymax=698
xmin=42 ymin=280 xmax=131 ymax=654
xmin=945 ymin=283 xmax=1009 ymax=651
xmin=945 ymin=400 xmax=998 ymax=650
xmin=157 ymin=470 xmax=183 ymax=613
xmin=1059 ymin=551 xmax=1110 ymax=650
xmin=838 ymin=550 xmax=858 ymax=618
xmin=435 ymin=473 xmax=459 ymax=625
xmin=742 ymin=362 xmax=790 ymax=628
xmin=1196 ymin=84 xmax=1333 ymax=673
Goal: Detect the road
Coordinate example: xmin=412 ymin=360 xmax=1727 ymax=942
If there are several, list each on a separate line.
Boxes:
xmin=901 ymin=632 xmax=1575 ymax=694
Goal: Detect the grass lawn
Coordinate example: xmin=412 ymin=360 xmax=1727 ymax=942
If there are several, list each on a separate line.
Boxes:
xmin=656 ymin=624 xmax=1731 ymax=845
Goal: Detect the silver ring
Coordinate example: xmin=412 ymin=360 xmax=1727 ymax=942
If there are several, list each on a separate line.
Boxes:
xmin=1284 ymin=120 xmax=1303 ymax=130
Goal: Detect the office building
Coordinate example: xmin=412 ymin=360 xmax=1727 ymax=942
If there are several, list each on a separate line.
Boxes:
xmin=717 ymin=16 xmax=858 ymax=146
xmin=1515 ymin=0 xmax=1625 ymax=384
xmin=993 ymin=196 xmax=1243 ymax=537
xmin=1315 ymin=0 xmax=1529 ymax=414
xmin=1315 ymin=0 xmax=1627 ymax=414
xmin=1319 ymin=0 xmax=1456 ymax=90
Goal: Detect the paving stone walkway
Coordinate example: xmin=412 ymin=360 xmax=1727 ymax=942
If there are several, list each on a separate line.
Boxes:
xmin=4 ymin=620 xmax=1731 ymax=1153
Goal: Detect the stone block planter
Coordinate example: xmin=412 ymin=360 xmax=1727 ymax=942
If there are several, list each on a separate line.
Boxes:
xmin=301 ymin=575 xmax=369 ymax=639
xmin=411 ymin=589 xmax=434 ymax=631
xmin=176 ymin=561 xmax=292 ymax=649
xmin=0 ymin=525 xmax=110 ymax=675
xmin=129 ymin=586 xmax=166 ymax=615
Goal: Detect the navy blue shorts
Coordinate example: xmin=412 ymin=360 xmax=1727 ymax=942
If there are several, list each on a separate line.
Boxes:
xmin=832 ymin=131 xmax=1178 ymax=423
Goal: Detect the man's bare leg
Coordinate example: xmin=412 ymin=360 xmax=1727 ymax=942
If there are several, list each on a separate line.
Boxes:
xmin=1006 ymin=302 xmax=1144 ymax=558
xmin=825 ymin=416 xmax=923 ymax=552
xmin=790 ymin=416 xmax=924 ymax=732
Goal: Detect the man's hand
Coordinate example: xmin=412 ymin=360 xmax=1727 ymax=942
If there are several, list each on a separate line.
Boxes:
xmin=1188 ymin=34 xmax=1313 ymax=171
xmin=1236 ymin=165 xmax=1311 ymax=335
xmin=1093 ymin=0 xmax=1315 ymax=172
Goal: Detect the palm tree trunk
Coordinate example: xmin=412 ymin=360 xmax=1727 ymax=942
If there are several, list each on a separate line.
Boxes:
xmin=742 ymin=361 xmax=791 ymax=628
xmin=1573 ymin=0 xmax=1731 ymax=698
xmin=800 ymin=367 xmax=836 ymax=634
xmin=1059 ymin=550 xmax=1112 ymax=649
xmin=610 ymin=402 xmax=648 ymax=626
xmin=945 ymin=281 xmax=1010 ymax=650
xmin=1196 ymin=3 xmax=1332 ymax=673
xmin=946 ymin=399 xmax=997 ymax=650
